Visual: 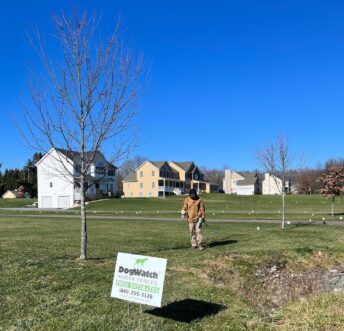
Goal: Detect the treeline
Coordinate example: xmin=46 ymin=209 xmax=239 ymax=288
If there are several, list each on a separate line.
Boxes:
xmin=0 ymin=153 xmax=42 ymax=197
xmin=291 ymin=159 xmax=344 ymax=194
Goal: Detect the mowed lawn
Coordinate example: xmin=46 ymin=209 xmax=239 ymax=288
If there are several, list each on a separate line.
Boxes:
xmin=2 ymin=215 xmax=344 ymax=330
xmin=77 ymin=194 xmax=344 ymax=221
xmin=0 ymin=198 xmax=36 ymax=208
xmin=2 ymin=194 xmax=344 ymax=222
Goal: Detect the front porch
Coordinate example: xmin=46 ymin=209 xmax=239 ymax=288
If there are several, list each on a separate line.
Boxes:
xmin=158 ymin=178 xmax=184 ymax=196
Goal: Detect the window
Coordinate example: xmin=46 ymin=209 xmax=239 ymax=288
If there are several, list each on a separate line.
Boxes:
xmin=139 ymin=192 xmax=142 ymax=197
xmin=128 ymin=183 xmax=130 ymax=187
xmin=152 ymin=182 xmax=155 ymax=189
xmin=130 ymin=192 xmax=133 ymax=197
xmin=140 ymin=183 xmax=144 ymax=189
xmin=140 ymin=171 xmax=143 ymax=177
xmin=108 ymin=169 xmax=116 ymax=176
xmin=49 ymin=182 xmax=53 ymax=188
xmin=152 ymin=170 xmax=155 ymax=176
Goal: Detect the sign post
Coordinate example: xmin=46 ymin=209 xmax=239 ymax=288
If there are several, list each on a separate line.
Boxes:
xmin=111 ymin=252 xmax=167 ymax=308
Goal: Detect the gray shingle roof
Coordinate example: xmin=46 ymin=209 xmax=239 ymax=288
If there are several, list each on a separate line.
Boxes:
xmin=56 ymin=148 xmax=117 ymax=169
xmin=150 ymin=161 xmax=179 ymax=174
xmin=171 ymin=161 xmax=194 ymax=172
xmin=150 ymin=161 xmax=168 ymax=169
xmin=236 ymin=172 xmax=259 ymax=186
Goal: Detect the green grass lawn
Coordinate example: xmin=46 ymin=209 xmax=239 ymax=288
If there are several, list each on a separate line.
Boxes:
xmin=2 ymin=194 xmax=343 ymax=223
xmin=2 ymin=215 xmax=344 ymax=330
xmin=0 ymin=198 xmax=36 ymax=208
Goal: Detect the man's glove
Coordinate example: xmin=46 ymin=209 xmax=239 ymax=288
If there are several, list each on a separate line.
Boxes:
xmin=196 ymin=217 xmax=206 ymax=229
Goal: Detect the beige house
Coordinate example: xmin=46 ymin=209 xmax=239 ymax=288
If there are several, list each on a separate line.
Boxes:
xmin=122 ymin=160 xmax=211 ymax=198
xmin=2 ymin=190 xmax=22 ymax=199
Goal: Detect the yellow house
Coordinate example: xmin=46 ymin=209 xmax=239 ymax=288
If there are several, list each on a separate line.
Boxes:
xmin=122 ymin=160 xmax=211 ymax=198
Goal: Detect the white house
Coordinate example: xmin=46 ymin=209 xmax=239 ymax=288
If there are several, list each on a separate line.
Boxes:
xmin=223 ymin=169 xmax=261 ymax=195
xmin=36 ymin=148 xmax=116 ymax=209
xmin=262 ymin=173 xmax=291 ymax=195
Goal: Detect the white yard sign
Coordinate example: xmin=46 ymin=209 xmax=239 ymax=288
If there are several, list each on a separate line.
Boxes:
xmin=111 ymin=253 xmax=167 ymax=307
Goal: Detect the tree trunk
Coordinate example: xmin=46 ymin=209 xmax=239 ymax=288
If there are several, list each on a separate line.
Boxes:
xmin=331 ymin=196 xmax=335 ymax=217
xmin=80 ymin=172 xmax=87 ymax=259
xmin=281 ymin=192 xmax=285 ymax=229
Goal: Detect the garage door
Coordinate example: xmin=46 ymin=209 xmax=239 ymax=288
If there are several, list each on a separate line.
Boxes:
xmin=41 ymin=196 xmax=52 ymax=208
xmin=58 ymin=196 xmax=70 ymax=209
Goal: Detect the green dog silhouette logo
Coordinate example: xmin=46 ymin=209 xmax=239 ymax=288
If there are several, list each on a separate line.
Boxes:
xmin=134 ymin=257 xmax=148 ymax=267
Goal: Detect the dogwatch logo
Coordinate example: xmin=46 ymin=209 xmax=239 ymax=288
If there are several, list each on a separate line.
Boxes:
xmin=111 ymin=253 xmax=167 ymax=307
xmin=135 ymin=257 xmax=148 ymax=267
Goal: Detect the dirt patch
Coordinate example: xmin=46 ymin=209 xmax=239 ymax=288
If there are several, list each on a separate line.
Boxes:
xmin=200 ymin=253 xmax=344 ymax=313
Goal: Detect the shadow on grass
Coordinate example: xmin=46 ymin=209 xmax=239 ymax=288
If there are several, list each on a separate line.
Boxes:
xmin=145 ymin=299 xmax=226 ymax=323
xmin=207 ymin=239 xmax=237 ymax=248
xmin=288 ymin=222 xmax=313 ymax=230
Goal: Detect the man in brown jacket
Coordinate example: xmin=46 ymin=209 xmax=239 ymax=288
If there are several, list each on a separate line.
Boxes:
xmin=181 ymin=188 xmax=206 ymax=250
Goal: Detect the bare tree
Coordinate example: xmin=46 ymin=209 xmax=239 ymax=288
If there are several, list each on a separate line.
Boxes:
xmin=317 ymin=165 xmax=344 ymax=216
xmin=200 ymin=167 xmax=224 ymax=188
xmin=115 ymin=155 xmax=147 ymax=192
xmin=257 ymin=135 xmax=291 ymax=229
xmin=19 ymin=11 xmax=145 ymax=259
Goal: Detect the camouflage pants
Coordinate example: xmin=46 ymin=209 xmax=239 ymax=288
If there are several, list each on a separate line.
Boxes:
xmin=188 ymin=222 xmax=203 ymax=247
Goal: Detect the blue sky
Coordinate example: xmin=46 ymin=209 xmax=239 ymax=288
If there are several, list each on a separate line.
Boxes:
xmin=0 ymin=0 xmax=343 ymax=171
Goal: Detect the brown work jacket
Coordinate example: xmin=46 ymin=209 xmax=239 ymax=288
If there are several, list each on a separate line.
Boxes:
xmin=182 ymin=197 xmax=205 ymax=223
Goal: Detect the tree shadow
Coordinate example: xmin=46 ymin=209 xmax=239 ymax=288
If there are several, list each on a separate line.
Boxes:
xmin=145 ymin=299 xmax=226 ymax=323
xmin=207 ymin=239 xmax=237 ymax=248
xmin=288 ymin=222 xmax=313 ymax=230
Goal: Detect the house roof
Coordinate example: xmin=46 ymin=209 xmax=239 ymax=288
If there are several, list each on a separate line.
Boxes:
xmin=43 ymin=148 xmax=117 ymax=169
xmin=171 ymin=161 xmax=194 ymax=172
xmin=150 ymin=161 xmax=168 ymax=169
xmin=150 ymin=161 xmax=179 ymax=174
xmin=123 ymin=172 xmax=137 ymax=182
xmin=236 ymin=172 xmax=259 ymax=186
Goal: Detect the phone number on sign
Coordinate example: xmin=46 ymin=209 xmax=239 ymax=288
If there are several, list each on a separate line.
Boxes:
xmin=119 ymin=288 xmax=153 ymax=299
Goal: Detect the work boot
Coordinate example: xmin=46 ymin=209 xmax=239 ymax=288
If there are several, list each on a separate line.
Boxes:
xmin=198 ymin=245 xmax=205 ymax=250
